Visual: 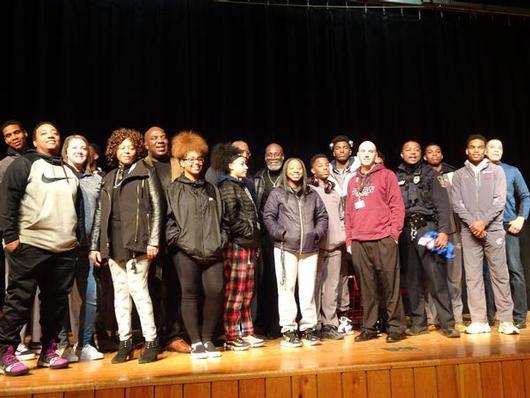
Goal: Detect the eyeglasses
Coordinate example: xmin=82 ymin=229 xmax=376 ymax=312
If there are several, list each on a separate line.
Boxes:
xmin=183 ymin=157 xmax=205 ymax=163
xmin=265 ymin=152 xmax=283 ymax=159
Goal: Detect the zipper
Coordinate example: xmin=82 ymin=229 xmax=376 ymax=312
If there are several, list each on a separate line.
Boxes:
xmin=104 ymin=189 xmax=111 ymax=250
xmin=297 ymin=195 xmax=304 ymax=254
xmin=134 ymin=183 xmax=140 ymax=244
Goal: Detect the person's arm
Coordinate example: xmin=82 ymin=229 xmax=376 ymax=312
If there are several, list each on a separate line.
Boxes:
xmin=146 ymin=170 xmax=162 ymax=260
xmin=482 ymin=166 xmax=507 ymax=228
xmin=313 ymin=194 xmax=328 ymax=242
xmin=165 ymin=185 xmax=181 ymax=248
xmin=451 ymin=171 xmax=475 ymax=227
xmin=387 ymin=171 xmax=405 ymax=242
xmin=262 ymin=189 xmax=286 ymax=241
xmin=509 ymin=168 xmax=530 ymax=234
xmin=220 ymin=183 xmax=254 ymax=239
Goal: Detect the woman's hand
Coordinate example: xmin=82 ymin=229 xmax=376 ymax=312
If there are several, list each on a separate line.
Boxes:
xmin=89 ymin=250 xmax=103 ymax=266
xmin=147 ymin=245 xmax=159 ymax=260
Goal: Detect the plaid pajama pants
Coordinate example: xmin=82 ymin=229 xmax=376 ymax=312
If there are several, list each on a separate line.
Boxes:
xmin=223 ymin=242 xmax=256 ymax=341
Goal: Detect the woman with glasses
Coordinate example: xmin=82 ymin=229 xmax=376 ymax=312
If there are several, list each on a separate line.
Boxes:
xmin=89 ymin=128 xmax=163 ymax=364
xmin=166 ymin=131 xmax=227 ymax=359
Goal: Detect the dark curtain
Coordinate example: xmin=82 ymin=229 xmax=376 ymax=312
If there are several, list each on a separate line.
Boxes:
xmin=2 ymin=1 xmax=530 ymax=297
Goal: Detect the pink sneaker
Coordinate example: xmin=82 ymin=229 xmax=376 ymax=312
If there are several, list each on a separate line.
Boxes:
xmin=0 ymin=346 xmax=30 ymax=376
xmin=37 ymin=342 xmax=69 ymax=369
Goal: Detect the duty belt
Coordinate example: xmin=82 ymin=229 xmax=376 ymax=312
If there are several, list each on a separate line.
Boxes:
xmin=406 ymin=213 xmax=436 ymax=240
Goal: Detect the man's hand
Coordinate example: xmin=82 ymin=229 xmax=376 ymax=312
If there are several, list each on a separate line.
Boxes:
xmin=4 ymin=239 xmax=20 ymax=253
xmin=89 ymin=250 xmax=102 ymax=266
xmin=508 ymin=216 xmax=525 ymax=234
xmin=435 ymin=232 xmax=448 ymax=249
xmin=147 ymin=245 xmax=159 ymax=260
xmin=469 ymin=220 xmax=486 ymax=236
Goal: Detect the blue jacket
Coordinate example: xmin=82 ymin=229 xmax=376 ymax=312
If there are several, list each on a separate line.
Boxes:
xmin=499 ymin=162 xmax=530 ymax=223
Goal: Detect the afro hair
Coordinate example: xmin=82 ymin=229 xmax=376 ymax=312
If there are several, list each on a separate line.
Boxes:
xmin=171 ymin=130 xmax=208 ymax=159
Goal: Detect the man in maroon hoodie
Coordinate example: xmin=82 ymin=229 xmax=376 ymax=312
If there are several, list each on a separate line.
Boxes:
xmin=345 ymin=141 xmax=406 ymax=343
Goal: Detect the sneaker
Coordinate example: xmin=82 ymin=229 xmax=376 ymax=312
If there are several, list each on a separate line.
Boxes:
xmin=441 ymin=327 xmax=461 ymax=338
xmin=190 ymin=342 xmax=208 ymax=359
xmin=29 ymin=342 xmax=42 ymax=355
xmin=455 ymin=323 xmax=467 ymax=333
xmin=166 ymin=338 xmax=191 ymax=353
xmin=242 ymin=335 xmax=265 ymax=348
xmin=225 ymin=337 xmax=251 ymax=351
xmin=321 ymin=325 xmax=344 ymax=340
xmin=338 ymin=316 xmax=354 ymax=335
xmin=37 ymin=342 xmax=69 ymax=369
xmin=203 ymin=341 xmax=222 ymax=357
xmin=302 ymin=328 xmax=322 ymax=346
xmin=281 ymin=330 xmax=302 ymax=348
xmin=465 ymin=322 xmax=491 ymax=334
xmin=498 ymin=322 xmax=520 ymax=335
xmin=79 ymin=344 xmax=104 ymax=361
xmin=514 ymin=321 xmax=527 ymax=330
xmin=354 ymin=330 xmax=378 ymax=342
xmin=15 ymin=343 xmax=36 ymax=361
xmin=0 ymin=346 xmax=30 ymax=376
xmin=405 ymin=325 xmax=429 ymax=336
xmin=61 ymin=346 xmax=79 ymax=363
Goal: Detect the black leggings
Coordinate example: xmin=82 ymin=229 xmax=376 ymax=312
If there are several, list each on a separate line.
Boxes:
xmin=173 ymin=251 xmax=224 ymax=343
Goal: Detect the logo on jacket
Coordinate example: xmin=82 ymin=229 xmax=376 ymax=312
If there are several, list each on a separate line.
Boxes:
xmin=41 ymin=174 xmax=70 ymax=184
xmin=351 ymin=186 xmax=375 ymax=197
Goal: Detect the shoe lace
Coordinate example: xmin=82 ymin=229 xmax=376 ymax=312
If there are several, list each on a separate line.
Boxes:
xmin=46 ymin=342 xmax=59 ymax=359
xmin=2 ymin=346 xmax=18 ymax=366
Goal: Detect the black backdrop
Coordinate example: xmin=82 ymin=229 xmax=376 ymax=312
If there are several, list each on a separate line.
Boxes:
xmin=2 ymin=0 xmax=530 ymax=297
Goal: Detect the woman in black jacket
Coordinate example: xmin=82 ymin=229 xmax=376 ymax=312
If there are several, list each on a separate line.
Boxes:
xmin=165 ymin=131 xmax=226 ymax=359
xmin=89 ymin=128 xmax=162 ymax=364
xmin=263 ymin=158 xmax=328 ymax=348
xmin=213 ymin=144 xmax=263 ymax=351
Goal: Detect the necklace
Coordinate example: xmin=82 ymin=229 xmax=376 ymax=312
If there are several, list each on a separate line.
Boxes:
xmin=267 ymin=169 xmax=281 ymax=188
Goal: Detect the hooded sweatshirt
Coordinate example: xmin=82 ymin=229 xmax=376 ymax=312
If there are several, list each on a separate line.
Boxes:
xmin=345 ymin=163 xmax=405 ymax=246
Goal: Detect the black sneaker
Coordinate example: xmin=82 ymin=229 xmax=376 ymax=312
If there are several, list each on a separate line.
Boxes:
xmin=281 ymin=330 xmax=302 ymax=348
xmin=302 ymin=328 xmax=322 ymax=346
xmin=354 ymin=330 xmax=378 ymax=342
xmin=514 ymin=321 xmax=527 ymax=330
xmin=224 ymin=337 xmax=251 ymax=351
xmin=190 ymin=342 xmax=208 ymax=359
xmin=203 ymin=341 xmax=221 ymax=358
xmin=441 ymin=327 xmax=461 ymax=338
xmin=405 ymin=325 xmax=429 ymax=336
xmin=321 ymin=325 xmax=344 ymax=340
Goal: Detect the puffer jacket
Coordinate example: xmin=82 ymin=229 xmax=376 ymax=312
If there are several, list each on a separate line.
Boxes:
xmin=219 ymin=176 xmax=260 ymax=248
xmin=90 ymin=160 xmax=162 ymax=258
xmin=166 ymin=175 xmax=227 ymax=262
xmin=263 ymin=186 xmax=328 ymax=254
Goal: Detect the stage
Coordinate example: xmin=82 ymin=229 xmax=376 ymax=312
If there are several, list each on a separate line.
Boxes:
xmin=1 ymin=324 xmax=530 ymax=398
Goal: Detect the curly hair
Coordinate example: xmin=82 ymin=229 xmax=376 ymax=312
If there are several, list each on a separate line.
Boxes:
xmin=105 ymin=128 xmax=145 ymax=167
xmin=172 ymin=130 xmax=208 ymax=160
xmin=210 ymin=142 xmax=243 ymax=173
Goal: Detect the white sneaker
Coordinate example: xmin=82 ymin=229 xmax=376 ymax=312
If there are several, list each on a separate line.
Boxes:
xmin=242 ymin=335 xmax=265 ymax=348
xmin=338 ymin=316 xmax=354 ymax=335
xmin=15 ymin=343 xmax=36 ymax=361
xmin=498 ymin=322 xmax=520 ymax=335
xmin=465 ymin=322 xmax=491 ymax=334
xmin=61 ymin=346 xmax=79 ymax=362
xmin=79 ymin=344 xmax=104 ymax=360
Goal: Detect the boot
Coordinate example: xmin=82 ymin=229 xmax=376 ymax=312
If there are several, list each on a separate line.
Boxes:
xmin=139 ymin=338 xmax=160 ymax=364
xmin=111 ymin=338 xmax=134 ymax=364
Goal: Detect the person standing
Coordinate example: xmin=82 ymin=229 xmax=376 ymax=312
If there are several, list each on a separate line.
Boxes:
xmin=485 ymin=139 xmax=529 ymax=329
xmin=396 ymin=141 xmax=459 ymax=338
xmin=263 ymin=158 xmax=328 ymax=347
xmin=452 ymin=135 xmax=519 ymax=334
xmin=0 ymin=122 xmax=83 ymax=376
xmin=90 ymin=128 xmax=163 ymax=364
xmin=345 ymin=141 xmax=407 ymax=343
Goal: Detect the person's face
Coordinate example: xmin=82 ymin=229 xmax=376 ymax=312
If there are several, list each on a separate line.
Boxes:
xmin=229 ymin=156 xmax=248 ymax=179
xmin=332 ymin=141 xmax=352 ymax=163
xmin=34 ymin=123 xmax=60 ymax=156
xmin=424 ymin=145 xmax=443 ymax=167
xmin=2 ymin=124 xmax=27 ymax=151
xmin=286 ymin=159 xmax=304 ymax=184
xmin=486 ymin=140 xmax=503 ymax=163
xmin=233 ymin=142 xmax=251 ymax=160
xmin=466 ymin=139 xmax=486 ymax=165
xmin=265 ymin=145 xmax=284 ymax=171
xmin=400 ymin=141 xmax=421 ymax=165
xmin=66 ymin=138 xmax=88 ymax=170
xmin=311 ymin=157 xmax=330 ymax=180
xmin=116 ymin=138 xmax=137 ymax=167
xmin=145 ymin=129 xmax=169 ymax=158
xmin=181 ymin=150 xmax=204 ymax=177
xmin=358 ymin=143 xmax=376 ymax=168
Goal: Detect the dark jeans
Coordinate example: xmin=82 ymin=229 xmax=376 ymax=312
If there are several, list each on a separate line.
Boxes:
xmin=0 ymin=248 xmax=5 ymax=310
xmin=0 ymin=244 xmax=77 ymax=352
xmin=400 ymin=223 xmax=455 ymax=329
xmin=172 ymin=251 xmax=224 ymax=343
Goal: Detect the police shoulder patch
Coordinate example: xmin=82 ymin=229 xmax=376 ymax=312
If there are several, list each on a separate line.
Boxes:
xmin=437 ymin=175 xmax=447 ymax=188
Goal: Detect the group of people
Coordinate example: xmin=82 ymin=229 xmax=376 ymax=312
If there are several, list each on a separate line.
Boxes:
xmin=0 ymin=120 xmax=527 ymax=378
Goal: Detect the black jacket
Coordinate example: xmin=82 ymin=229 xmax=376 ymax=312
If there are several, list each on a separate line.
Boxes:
xmin=218 ymin=176 xmax=260 ymax=248
xmin=166 ymin=175 xmax=227 ymax=262
xmin=90 ymin=160 xmax=162 ymax=258
xmin=263 ymin=186 xmax=328 ymax=254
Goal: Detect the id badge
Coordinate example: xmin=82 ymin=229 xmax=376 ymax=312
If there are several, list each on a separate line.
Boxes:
xmin=354 ymin=200 xmax=365 ymax=209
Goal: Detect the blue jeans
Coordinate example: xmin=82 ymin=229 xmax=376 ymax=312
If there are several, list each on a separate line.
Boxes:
xmin=505 ymin=227 xmax=528 ymax=324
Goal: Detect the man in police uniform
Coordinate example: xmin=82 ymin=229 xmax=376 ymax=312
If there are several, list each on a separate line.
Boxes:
xmin=396 ymin=141 xmax=459 ymax=338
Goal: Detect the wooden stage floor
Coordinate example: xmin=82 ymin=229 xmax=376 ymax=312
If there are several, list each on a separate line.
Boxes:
xmin=2 ymin=326 xmax=530 ymax=398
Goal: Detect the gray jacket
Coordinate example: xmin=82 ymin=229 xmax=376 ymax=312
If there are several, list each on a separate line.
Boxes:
xmin=451 ymin=159 xmax=506 ymax=232
xmin=310 ymin=184 xmax=345 ymax=251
